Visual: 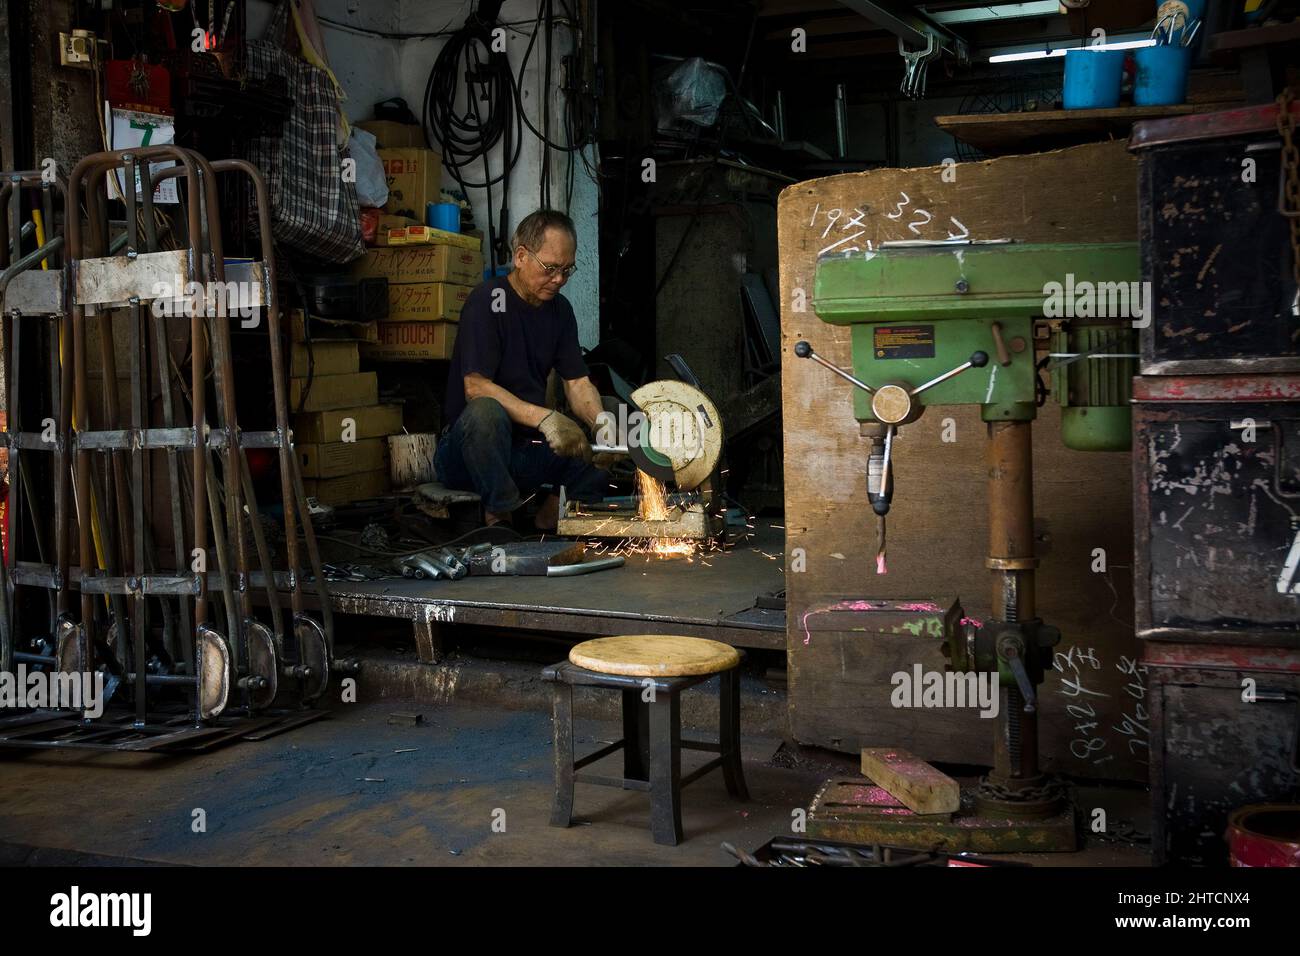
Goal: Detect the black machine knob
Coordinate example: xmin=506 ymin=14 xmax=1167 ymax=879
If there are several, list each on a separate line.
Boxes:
xmin=969 ymin=350 xmax=989 ymax=368
xmin=791 ymin=340 xmax=876 ymax=394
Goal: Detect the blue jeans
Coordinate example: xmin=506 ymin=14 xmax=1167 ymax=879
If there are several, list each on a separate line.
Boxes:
xmin=434 ymin=397 xmax=609 ymax=514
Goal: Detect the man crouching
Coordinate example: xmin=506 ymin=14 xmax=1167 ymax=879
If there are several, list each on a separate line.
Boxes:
xmin=434 ymin=209 xmax=607 ymax=529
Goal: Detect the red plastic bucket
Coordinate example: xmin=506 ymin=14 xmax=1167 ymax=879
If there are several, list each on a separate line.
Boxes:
xmin=1227 ymin=804 xmax=1300 ymax=867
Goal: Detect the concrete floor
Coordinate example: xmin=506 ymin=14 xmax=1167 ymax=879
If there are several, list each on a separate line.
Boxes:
xmin=0 ymin=695 xmax=1150 ymax=867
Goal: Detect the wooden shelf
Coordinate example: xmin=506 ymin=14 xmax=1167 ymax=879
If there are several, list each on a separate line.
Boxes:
xmin=1210 ymin=19 xmax=1300 ymax=52
xmin=934 ymin=105 xmax=1203 ymax=155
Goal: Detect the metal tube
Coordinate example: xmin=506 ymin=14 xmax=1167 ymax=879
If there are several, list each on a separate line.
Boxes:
xmin=190 ymin=153 xmax=253 ymax=643
xmin=0 ymin=236 xmax=63 ymax=295
xmin=834 ymin=83 xmax=849 ymax=159
xmin=986 ymin=420 xmax=1039 ymax=786
xmin=85 ymin=165 xmax=138 ymax=642
xmin=546 ymin=556 xmax=627 ymax=576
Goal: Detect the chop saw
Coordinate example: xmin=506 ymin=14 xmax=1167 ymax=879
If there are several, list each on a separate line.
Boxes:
xmin=557 ymin=378 xmax=725 ymax=540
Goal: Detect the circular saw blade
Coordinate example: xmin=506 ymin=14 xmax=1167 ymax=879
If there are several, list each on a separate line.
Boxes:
xmin=628 ymin=380 xmax=723 ymax=492
xmin=601 ymin=394 xmax=676 ymax=483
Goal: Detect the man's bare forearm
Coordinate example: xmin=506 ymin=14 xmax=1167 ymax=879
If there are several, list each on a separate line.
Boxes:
xmin=564 ymin=376 xmax=604 ymax=431
xmin=464 ymin=374 xmax=551 ymax=429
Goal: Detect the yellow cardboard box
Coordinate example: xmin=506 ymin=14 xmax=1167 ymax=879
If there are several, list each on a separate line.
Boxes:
xmin=375 ymin=225 xmax=481 ymax=251
xmin=352 ymin=245 xmax=484 ymax=287
xmin=303 ymin=469 xmax=391 ymax=506
xmin=296 ymin=438 xmax=388 ymax=479
xmin=362 ymin=321 xmax=457 ymax=361
xmin=380 ymin=148 xmax=442 ymax=217
xmin=356 ymin=120 xmax=423 ymax=148
xmin=288 ymin=372 xmax=378 ymax=412
xmin=292 ymin=404 xmax=404 ymax=444
xmin=289 ymin=340 xmax=360 ymax=378
xmin=387 ymin=281 xmax=471 ymax=323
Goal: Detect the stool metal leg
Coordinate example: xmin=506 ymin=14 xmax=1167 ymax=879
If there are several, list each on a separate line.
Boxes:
xmin=550 ymin=681 xmax=575 ymax=828
xmin=622 ymin=688 xmax=649 ymax=785
xmin=720 ymin=667 xmax=749 ymax=801
xmin=649 ymin=691 xmax=683 ymax=846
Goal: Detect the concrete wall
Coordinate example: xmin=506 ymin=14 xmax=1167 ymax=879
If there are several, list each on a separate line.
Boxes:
xmin=247 ymin=0 xmax=404 ymax=123
xmin=394 ymin=0 xmax=601 ymax=348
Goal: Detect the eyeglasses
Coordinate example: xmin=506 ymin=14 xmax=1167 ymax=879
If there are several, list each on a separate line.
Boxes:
xmin=520 ymin=244 xmax=577 ymax=279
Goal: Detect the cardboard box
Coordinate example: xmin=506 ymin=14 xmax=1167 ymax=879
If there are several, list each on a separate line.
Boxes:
xmin=292 ymin=404 xmax=404 ymax=444
xmin=288 ymin=372 xmax=378 ymax=412
xmin=297 ymin=438 xmax=388 ymax=479
xmin=380 ymin=148 xmax=442 ymax=217
xmin=303 ymin=469 xmax=391 ymax=506
xmin=352 ymin=245 xmax=484 ymax=287
xmin=376 ymin=225 xmax=480 ymax=251
xmin=291 ymin=309 xmax=378 ymax=344
xmin=362 ymin=321 xmax=457 ymax=361
xmin=356 ymin=120 xmax=423 ymax=148
xmin=387 ymin=282 xmax=471 ymax=323
xmin=374 ymin=213 xmax=423 ymax=234
xmin=290 ymin=340 xmax=360 ymax=378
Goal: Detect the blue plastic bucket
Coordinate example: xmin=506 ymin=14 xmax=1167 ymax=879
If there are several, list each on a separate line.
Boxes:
xmin=1063 ymin=49 xmax=1126 ymax=110
xmin=426 ymin=202 xmax=460 ymax=233
xmin=1134 ymin=44 xmax=1191 ymax=106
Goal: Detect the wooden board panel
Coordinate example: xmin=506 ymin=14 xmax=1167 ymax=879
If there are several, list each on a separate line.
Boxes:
xmin=860 ymin=747 xmax=960 ymax=815
xmin=778 ymin=141 xmax=1147 ymax=781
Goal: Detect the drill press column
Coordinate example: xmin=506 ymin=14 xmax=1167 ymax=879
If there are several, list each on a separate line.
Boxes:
xmin=982 ymin=419 xmax=1050 ymax=810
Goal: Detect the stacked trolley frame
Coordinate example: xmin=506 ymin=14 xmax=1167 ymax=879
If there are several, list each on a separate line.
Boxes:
xmin=0 ymin=148 xmax=355 ymax=752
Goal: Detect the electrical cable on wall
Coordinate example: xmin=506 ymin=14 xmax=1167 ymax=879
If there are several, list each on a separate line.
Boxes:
xmin=422 ymin=2 xmax=521 ymax=267
xmin=423 ymin=1 xmax=596 ymax=264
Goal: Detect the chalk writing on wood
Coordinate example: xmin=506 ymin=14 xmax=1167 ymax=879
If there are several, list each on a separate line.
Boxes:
xmin=1053 ymin=644 xmax=1115 ymax=767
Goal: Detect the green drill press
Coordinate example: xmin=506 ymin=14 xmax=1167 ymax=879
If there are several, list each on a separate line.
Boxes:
xmin=796 ymin=240 xmax=1139 ymax=850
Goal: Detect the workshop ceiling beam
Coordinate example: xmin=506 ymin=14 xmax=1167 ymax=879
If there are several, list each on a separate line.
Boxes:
xmin=835 ymin=0 xmax=970 ymax=61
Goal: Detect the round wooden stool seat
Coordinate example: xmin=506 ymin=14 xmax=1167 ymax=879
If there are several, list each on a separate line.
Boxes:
xmin=568 ymin=635 xmax=740 ymax=678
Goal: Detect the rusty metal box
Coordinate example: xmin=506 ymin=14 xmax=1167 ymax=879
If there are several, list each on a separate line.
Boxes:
xmin=1145 ymin=643 xmax=1300 ymax=865
xmin=1133 ymin=376 xmax=1300 ymax=644
xmin=1131 ymin=103 xmax=1300 ymax=375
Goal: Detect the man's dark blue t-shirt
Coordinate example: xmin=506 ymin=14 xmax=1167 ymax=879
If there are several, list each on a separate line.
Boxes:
xmin=443 ymin=275 xmax=589 ymax=432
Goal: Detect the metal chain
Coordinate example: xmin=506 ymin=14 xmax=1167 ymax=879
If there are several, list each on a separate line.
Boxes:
xmin=1277 ymin=88 xmax=1300 ymax=299
xmin=977 ymin=776 xmax=1067 ymax=805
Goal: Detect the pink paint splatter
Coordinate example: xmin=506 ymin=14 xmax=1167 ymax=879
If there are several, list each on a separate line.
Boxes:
xmin=801 ymin=608 xmax=816 ymax=646
xmin=876 ymin=553 xmax=887 ymax=575
xmin=801 ymin=598 xmax=886 ymax=644
xmin=896 ymin=601 xmax=942 ymax=612
xmin=836 ymin=600 xmax=883 ymax=611
xmin=960 ymin=615 xmax=984 ymax=629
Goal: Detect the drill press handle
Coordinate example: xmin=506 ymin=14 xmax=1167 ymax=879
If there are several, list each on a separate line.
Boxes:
xmin=794 ymin=340 xmax=989 ymax=410
xmin=792 ymin=341 xmax=875 ymax=394
xmin=997 ymin=635 xmax=1038 ymax=714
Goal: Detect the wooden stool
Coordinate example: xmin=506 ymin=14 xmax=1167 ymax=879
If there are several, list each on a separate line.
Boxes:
xmin=543 ymin=635 xmax=749 ymax=846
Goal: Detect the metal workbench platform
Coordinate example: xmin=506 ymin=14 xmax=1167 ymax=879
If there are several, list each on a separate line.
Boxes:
xmin=305 ymin=522 xmax=788 ymax=662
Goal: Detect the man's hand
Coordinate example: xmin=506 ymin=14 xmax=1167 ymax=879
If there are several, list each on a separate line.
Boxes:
xmin=539 ymin=411 xmax=592 ymax=462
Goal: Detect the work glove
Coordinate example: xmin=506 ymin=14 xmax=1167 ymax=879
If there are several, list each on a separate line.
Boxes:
xmin=539 ymin=411 xmax=592 ymax=462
